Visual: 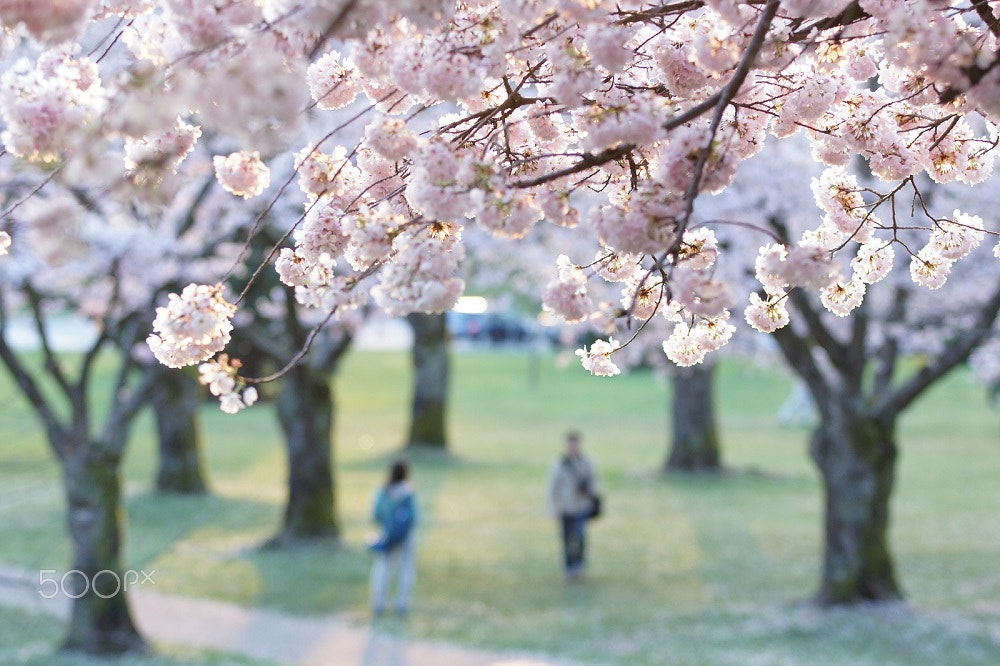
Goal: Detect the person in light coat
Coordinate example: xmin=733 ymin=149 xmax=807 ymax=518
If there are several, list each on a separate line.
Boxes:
xmin=546 ymin=431 xmax=599 ymax=580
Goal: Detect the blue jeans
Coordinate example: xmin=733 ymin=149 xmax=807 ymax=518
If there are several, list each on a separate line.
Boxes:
xmin=560 ymin=513 xmax=587 ymax=574
xmin=370 ymin=534 xmax=416 ymax=613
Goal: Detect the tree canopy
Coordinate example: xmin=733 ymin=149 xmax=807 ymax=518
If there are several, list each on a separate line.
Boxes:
xmin=1 ymin=0 xmax=999 ymax=403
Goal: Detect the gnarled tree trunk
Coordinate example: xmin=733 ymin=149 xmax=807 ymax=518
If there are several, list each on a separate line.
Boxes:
xmin=150 ymin=368 xmax=207 ymax=494
xmin=666 ymin=363 xmax=722 ymax=472
xmin=405 ymin=312 xmax=449 ymax=449
xmin=811 ymin=405 xmax=901 ymax=604
xmin=271 ymin=363 xmax=337 ymax=544
xmin=61 ymin=446 xmax=145 ymax=654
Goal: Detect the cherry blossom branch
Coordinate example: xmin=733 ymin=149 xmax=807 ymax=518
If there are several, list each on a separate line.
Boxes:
xmin=225 ymin=95 xmax=385 ymax=295
xmin=614 ymin=1 xmax=705 ymax=26
xmin=514 ymin=0 xmax=779 ymax=192
xmin=787 ymin=0 xmax=869 ymax=42
xmin=971 ymin=0 xmax=1000 ymax=38
xmin=675 ymin=0 xmax=780 ymax=240
xmin=242 ymin=259 xmax=382 ymax=385
xmin=241 ymin=305 xmax=339 ymax=384
xmin=0 ymin=165 xmax=64 ymax=224
xmin=307 ymin=0 xmax=360 ymax=59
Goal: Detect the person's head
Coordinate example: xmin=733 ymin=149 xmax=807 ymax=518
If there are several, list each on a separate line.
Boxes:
xmin=388 ymin=458 xmax=409 ymax=486
xmin=565 ymin=430 xmax=581 ymax=456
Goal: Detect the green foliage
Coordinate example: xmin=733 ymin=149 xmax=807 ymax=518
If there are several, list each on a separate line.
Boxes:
xmin=1 ymin=349 xmax=999 ymax=664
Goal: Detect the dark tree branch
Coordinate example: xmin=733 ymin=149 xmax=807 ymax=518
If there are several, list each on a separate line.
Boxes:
xmin=787 ymin=288 xmax=853 ymax=375
xmin=681 ymin=0 xmax=780 ymax=221
xmin=101 ymin=354 xmax=158 ymax=455
xmin=788 ymin=0 xmax=868 ymax=42
xmin=23 ymin=284 xmax=73 ymax=402
xmin=310 ymin=330 xmax=353 ymax=373
xmin=771 ymin=320 xmax=834 ymax=411
xmin=940 ymin=52 xmax=1000 ymax=104
xmin=847 ymin=300 xmax=868 ymax=393
xmin=307 ymin=0 xmax=360 ymax=60
xmin=872 ymin=276 xmax=1000 ymax=421
xmin=0 ymin=289 xmax=67 ymax=456
xmin=871 ymin=285 xmax=907 ymax=394
xmin=972 ymin=0 xmax=1000 ymax=38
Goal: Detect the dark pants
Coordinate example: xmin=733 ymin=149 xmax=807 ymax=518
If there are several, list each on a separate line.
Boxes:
xmin=560 ymin=513 xmax=587 ymax=573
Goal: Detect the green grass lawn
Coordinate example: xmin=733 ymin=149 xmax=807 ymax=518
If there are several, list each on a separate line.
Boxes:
xmin=1 ymin=348 xmax=1000 ymax=665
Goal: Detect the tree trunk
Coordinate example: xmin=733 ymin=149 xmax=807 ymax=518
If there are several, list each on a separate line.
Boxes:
xmin=151 ymin=369 xmax=207 ymax=494
xmin=61 ymin=447 xmax=146 ymax=654
xmin=271 ymin=364 xmax=337 ymax=545
xmin=666 ymin=363 xmax=722 ymax=472
xmin=405 ymin=312 xmax=449 ymax=449
xmin=811 ymin=406 xmax=902 ymax=604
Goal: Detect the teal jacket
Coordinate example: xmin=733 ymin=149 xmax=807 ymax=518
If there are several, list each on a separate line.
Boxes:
xmin=372 ymin=481 xmax=418 ymax=529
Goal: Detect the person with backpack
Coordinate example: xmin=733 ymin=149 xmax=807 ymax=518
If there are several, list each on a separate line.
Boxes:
xmin=368 ymin=458 xmax=418 ymax=616
xmin=546 ymin=431 xmax=601 ymax=581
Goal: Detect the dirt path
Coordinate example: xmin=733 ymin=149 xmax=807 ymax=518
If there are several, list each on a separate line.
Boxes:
xmin=0 ymin=566 xmax=569 ymax=666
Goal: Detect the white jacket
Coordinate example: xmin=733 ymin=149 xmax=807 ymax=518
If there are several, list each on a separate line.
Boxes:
xmin=547 ymin=454 xmax=598 ymax=517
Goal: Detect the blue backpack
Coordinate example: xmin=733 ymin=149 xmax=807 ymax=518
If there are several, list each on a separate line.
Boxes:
xmin=369 ymin=493 xmax=415 ymax=553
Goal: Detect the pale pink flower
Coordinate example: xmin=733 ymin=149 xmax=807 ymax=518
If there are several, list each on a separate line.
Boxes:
xmin=744 ymin=292 xmax=790 ymax=333
xmin=213 ymin=150 xmax=270 ymax=199
xmin=576 ymin=338 xmax=622 ymax=377
xmin=543 ymin=255 xmax=593 ymax=324
xmin=928 ymin=212 xmax=985 ymax=261
xmin=909 ymin=247 xmax=953 ymax=290
xmin=851 ymin=242 xmax=894 ymax=284
xmin=307 ymin=50 xmax=362 ymax=111
xmin=820 ymin=275 xmax=865 ymax=317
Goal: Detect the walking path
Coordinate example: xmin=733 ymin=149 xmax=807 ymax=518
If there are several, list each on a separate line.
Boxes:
xmin=0 ymin=566 xmax=568 ymax=666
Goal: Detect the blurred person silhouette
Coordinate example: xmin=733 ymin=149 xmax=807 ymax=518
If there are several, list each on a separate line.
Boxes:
xmin=546 ymin=431 xmax=600 ymax=581
xmin=368 ymin=458 xmax=418 ymax=616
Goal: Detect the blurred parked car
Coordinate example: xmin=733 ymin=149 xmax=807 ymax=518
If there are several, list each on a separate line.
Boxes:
xmin=446 ymin=312 xmax=532 ymax=344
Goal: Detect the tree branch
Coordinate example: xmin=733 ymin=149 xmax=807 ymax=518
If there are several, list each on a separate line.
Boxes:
xmin=22 ymin=284 xmax=73 ymax=402
xmin=847 ymin=299 xmax=868 ymax=392
xmin=0 ymin=289 xmax=67 ymax=456
xmin=787 ymin=0 xmax=868 ymax=42
xmin=872 ymin=276 xmax=1000 ymax=421
xmin=771 ymin=320 xmax=834 ymax=412
xmin=871 ymin=285 xmax=907 ymax=394
xmin=972 ymin=0 xmax=1000 ymax=39
xmin=787 ymin=288 xmax=853 ymax=375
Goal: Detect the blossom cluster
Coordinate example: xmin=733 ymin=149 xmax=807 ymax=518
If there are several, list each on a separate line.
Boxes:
xmin=198 ymin=354 xmax=258 ymax=414
xmin=0 ymin=49 xmax=107 ymax=163
xmin=213 ymin=151 xmax=270 ymax=199
xmin=147 ymin=283 xmax=236 ymax=368
xmin=124 ymin=118 xmax=202 ymax=185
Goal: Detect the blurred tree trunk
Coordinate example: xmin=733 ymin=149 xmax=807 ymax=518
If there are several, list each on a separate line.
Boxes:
xmin=405 ymin=312 xmax=449 ymax=449
xmin=270 ymin=362 xmax=338 ymax=545
xmin=62 ymin=443 xmax=146 ymax=653
xmin=150 ymin=367 xmax=207 ymax=494
xmin=810 ymin=406 xmax=900 ymax=603
xmin=666 ymin=363 xmax=722 ymax=472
